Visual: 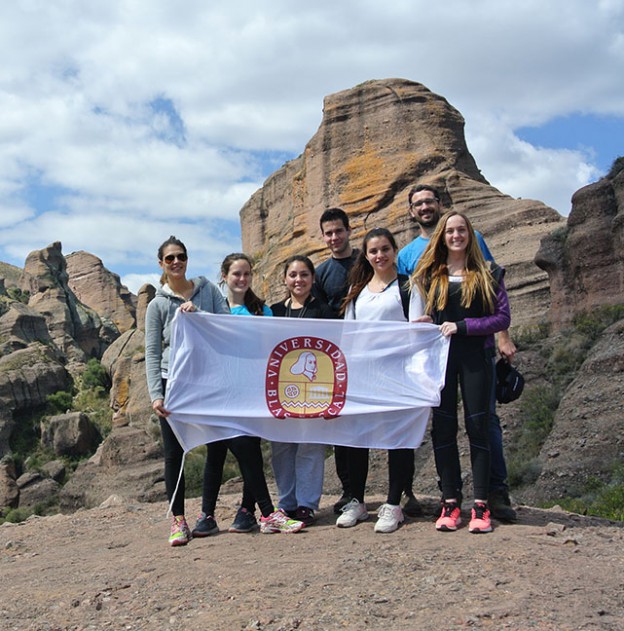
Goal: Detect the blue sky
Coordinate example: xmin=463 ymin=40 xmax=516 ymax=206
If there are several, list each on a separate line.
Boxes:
xmin=517 ymin=115 xmax=624 ymax=174
xmin=0 ymin=0 xmax=622 ymax=294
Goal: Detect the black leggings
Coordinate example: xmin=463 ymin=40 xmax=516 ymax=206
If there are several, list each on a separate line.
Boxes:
xmin=432 ymin=338 xmax=492 ymax=501
xmin=203 ymin=437 xmax=274 ymax=518
xmin=160 ymin=414 xmax=186 ymax=516
xmin=343 ymin=446 xmax=414 ymax=506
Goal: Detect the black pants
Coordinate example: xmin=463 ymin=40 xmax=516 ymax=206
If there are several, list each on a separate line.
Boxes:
xmin=432 ymin=338 xmax=491 ymax=502
xmin=343 ymin=446 xmax=414 ymax=506
xmin=203 ymin=437 xmax=274 ymax=518
xmin=334 ymin=445 xmax=351 ymax=497
xmin=160 ymin=414 xmax=186 ymax=516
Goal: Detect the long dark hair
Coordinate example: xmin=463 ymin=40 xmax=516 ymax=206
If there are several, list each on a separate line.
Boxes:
xmin=340 ymin=227 xmax=398 ymax=315
xmin=220 ymin=252 xmax=267 ymax=316
xmin=282 ymin=255 xmax=315 ymax=301
xmin=157 ymin=236 xmax=187 ymax=286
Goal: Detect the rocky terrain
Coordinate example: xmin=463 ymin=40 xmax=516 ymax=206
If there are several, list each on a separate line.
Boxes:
xmin=1 ymin=486 xmax=623 ymax=631
xmin=0 ymin=78 xmax=623 ymax=630
xmin=240 ymin=79 xmax=566 ymax=328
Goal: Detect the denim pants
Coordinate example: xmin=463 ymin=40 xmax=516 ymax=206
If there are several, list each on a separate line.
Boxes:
xmin=271 ymin=441 xmax=326 ymax=511
xmin=489 ymin=356 xmax=509 ymax=492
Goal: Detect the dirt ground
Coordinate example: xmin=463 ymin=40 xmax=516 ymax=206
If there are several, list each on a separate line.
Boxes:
xmin=1 ymin=487 xmax=623 ymax=631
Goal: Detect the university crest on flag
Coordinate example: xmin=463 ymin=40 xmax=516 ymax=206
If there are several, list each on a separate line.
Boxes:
xmin=165 ymin=312 xmax=450 ymax=452
xmin=265 ymin=336 xmax=348 ymax=419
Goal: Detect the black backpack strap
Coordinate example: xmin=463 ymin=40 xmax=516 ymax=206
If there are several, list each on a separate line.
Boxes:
xmin=397 ymin=274 xmax=410 ymax=320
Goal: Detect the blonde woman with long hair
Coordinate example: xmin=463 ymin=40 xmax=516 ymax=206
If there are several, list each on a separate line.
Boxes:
xmin=410 ymin=212 xmax=510 ymax=534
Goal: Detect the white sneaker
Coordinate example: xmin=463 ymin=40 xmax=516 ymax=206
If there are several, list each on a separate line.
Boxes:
xmin=374 ymin=503 xmax=404 ymax=533
xmin=336 ymin=498 xmax=369 ymax=528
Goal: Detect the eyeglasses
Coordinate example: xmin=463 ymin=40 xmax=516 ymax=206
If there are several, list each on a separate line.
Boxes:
xmin=163 ymin=253 xmax=188 ymax=264
xmin=411 ymin=198 xmax=438 ymax=208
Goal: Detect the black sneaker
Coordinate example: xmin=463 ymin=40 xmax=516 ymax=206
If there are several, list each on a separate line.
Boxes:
xmin=294 ymin=506 xmax=316 ymax=527
xmin=402 ymin=492 xmax=423 ymax=517
xmin=228 ymin=507 xmax=258 ymax=533
xmin=489 ymin=489 xmax=518 ymax=522
xmin=333 ymin=495 xmax=352 ymax=515
xmin=192 ymin=512 xmax=219 ymax=537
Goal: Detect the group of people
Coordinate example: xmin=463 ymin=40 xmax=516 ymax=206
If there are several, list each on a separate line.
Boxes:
xmin=145 ymin=183 xmax=518 ymax=546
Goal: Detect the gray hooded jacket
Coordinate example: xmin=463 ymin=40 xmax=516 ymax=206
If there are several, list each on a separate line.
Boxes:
xmin=144 ymin=276 xmax=229 ymax=402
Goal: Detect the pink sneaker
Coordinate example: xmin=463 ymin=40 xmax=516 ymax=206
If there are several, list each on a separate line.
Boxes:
xmin=469 ymin=502 xmax=492 ymax=533
xmin=435 ymin=502 xmax=461 ymax=532
xmin=169 ymin=515 xmax=191 ymax=546
xmin=260 ymin=509 xmax=304 ymax=534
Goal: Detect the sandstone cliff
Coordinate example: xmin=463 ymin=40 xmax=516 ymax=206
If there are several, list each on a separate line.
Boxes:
xmin=519 ymin=166 xmax=624 ymax=503
xmin=241 ymin=78 xmax=565 ymax=328
xmin=1 ymin=81 xmax=623 ymax=519
xmin=66 ymin=250 xmax=137 ymax=335
xmin=19 ymin=242 xmax=116 ymax=364
xmin=60 ymin=283 xmax=160 ymax=511
xmin=0 ymin=243 xmax=159 ymax=511
xmin=536 ymin=167 xmax=624 ymax=329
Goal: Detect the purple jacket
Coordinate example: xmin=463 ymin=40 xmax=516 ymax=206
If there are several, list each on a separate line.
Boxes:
xmin=455 ymin=274 xmax=511 ymax=350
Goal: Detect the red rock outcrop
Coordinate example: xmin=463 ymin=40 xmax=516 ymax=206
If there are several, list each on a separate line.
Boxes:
xmin=535 ymin=167 xmax=624 ymax=330
xmin=66 ymin=251 xmax=137 ymax=334
xmin=20 ymin=242 xmax=115 ymax=364
xmin=101 ymin=283 xmax=154 ymax=430
xmin=0 ymin=302 xmax=52 ymax=355
xmin=241 ymin=79 xmax=564 ymax=328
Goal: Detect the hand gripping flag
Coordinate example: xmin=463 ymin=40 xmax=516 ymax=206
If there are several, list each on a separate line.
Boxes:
xmin=164 ymin=312 xmax=449 ymax=452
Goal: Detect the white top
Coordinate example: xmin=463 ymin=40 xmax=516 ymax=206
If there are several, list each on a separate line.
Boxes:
xmin=345 ymin=281 xmax=406 ymax=321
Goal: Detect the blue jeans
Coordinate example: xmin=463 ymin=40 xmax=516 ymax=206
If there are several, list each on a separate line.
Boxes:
xmin=271 ymin=442 xmax=326 ymax=511
xmin=489 ymin=356 xmax=509 ymax=491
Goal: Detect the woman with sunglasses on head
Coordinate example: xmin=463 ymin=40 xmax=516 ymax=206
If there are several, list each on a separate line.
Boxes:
xmin=145 ymin=236 xmax=229 ymax=546
xmin=197 ymin=253 xmax=304 ymax=536
xmin=269 ymin=255 xmax=335 ymax=526
xmin=410 ymin=212 xmax=510 ymax=534
xmin=337 ymin=227 xmax=416 ymax=533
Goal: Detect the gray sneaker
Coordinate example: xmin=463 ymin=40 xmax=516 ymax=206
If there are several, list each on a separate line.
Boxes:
xmin=228 ymin=507 xmax=258 ymax=533
xmin=192 ymin=512 xmax=219 ymax=537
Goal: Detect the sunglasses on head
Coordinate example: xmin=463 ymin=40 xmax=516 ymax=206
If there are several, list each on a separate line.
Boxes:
xmin=163 ymin=252 xmax=188 ymax=264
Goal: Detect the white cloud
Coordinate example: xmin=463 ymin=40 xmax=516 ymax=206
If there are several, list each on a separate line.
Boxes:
xmin=0 ymin=0 xmax=623 ymax=281
xmin=121 ymin=272 xmax=162 ymax=295
xmin=466 ymin=116 xmax=600 ymax=213
xmin=0 ymin=203 xmax=34 ymax=229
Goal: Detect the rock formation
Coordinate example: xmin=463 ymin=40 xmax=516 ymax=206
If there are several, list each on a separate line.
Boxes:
xmin=19 ymin=242 xmax=117 ymax=364
xmin=0 ymin=290 xmax=73 ymax=462
xmin=40 ymin=411 xmax=102 ymax=458
xmin=0 ymin=462 xmax=19 ymax=509
xmin=0 ymin=243 xmax=160 ymax=513
xmin=241 ymin=78 xmax=565 ymax=328
xmin=524 ymin=319 xmax=624 ymax=503
xmin=61 ymin=283 xmax=160 ymax=509
xmin=59 ymin=426 xmax=164 ymax=511
xmin=2 ymin=80 xmax=623 ymax=518
xmin=0 ymin=344 xmax=69 ymax=411
xmin=515 ymin=166 xmax=624 ymax=503
xmin=535 ymin=167 xmax=624 ymax=330
xmin=66 ymin=251 xmax=137 ymax=334
xmin=101 ymin=283 xmax=154 ymax=430
xmin=16 ymin=471 xmax=61 ymax=511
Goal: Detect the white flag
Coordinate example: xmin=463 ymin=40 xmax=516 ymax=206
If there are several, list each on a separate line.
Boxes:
xmin=165 ymin=312 xmax=449 ymax=451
